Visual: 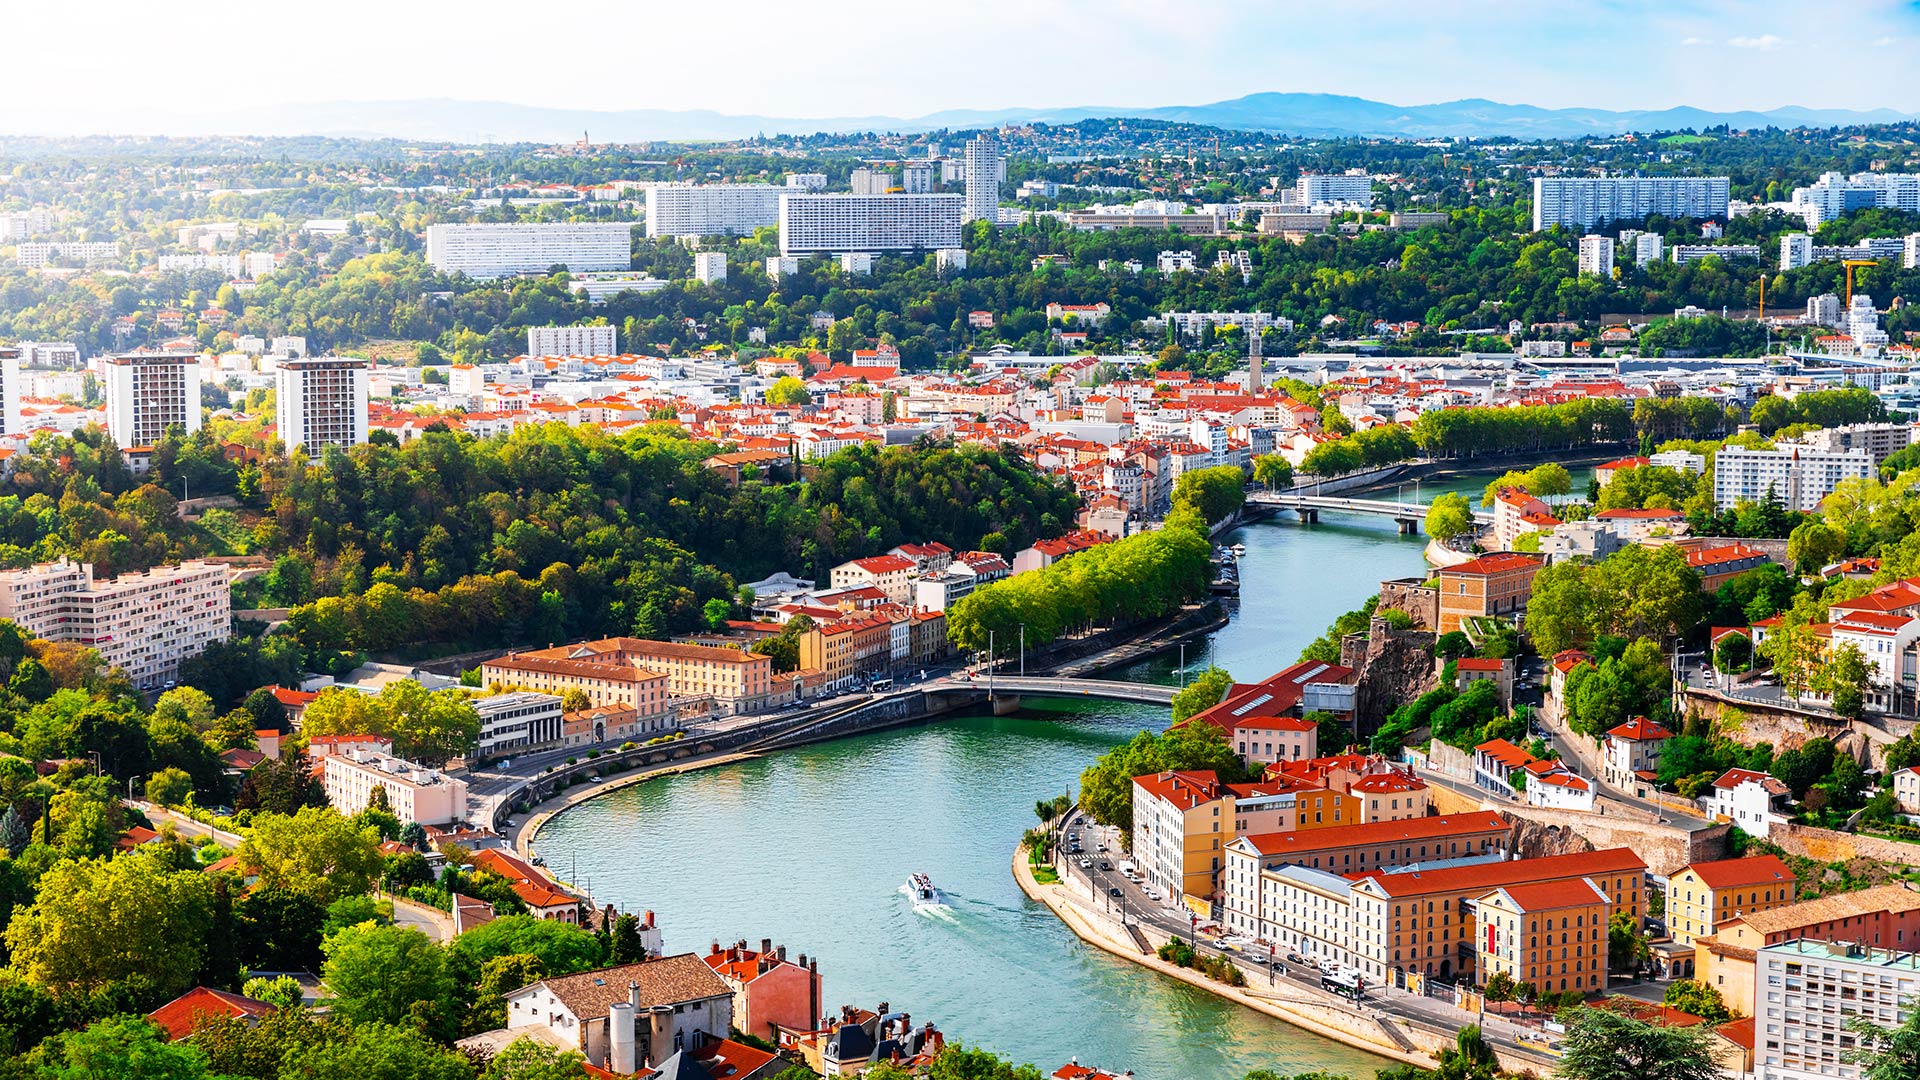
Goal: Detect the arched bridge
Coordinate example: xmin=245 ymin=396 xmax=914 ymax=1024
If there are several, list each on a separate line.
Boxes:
xmin=927 ymin=675 xmax=1179 ymax=705
xmin=1245 ymin=492 xmax=1491 ymax=534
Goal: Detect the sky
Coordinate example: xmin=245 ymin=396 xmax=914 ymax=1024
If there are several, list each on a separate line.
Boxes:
xmin=3 ymin=0 xmax=1919 ymax=134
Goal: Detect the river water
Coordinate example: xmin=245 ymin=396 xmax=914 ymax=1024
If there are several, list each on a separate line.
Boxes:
xmin=532 ymin=464 xmax=1591 ymax=1079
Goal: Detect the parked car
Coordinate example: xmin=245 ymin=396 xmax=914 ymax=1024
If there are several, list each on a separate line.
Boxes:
xmin=1108 ymin=887 xmax=1123 ymax=898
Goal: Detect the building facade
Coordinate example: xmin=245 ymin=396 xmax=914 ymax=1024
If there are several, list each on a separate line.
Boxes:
xmin=274 ymin=357 xmax=369 ymax=458
xmin=425 ymin=223 xmax=634 ymax=279
xmin=777 ymin=194 xmax=964 ymax=255
xmin=644 ymin=184 xmax=784 ymax=238
xmin=1667 ymin=854 xmax=1798 ymax=948
xmin=0 ymin=558 xmax=229 ymax=689
xmin=104 ymin=352 xmax=201 ymax=449
xmin=320 ymin=747 xmax=469 ymax=825
xmin=1531 ymin=176 xmax=1732 ymax=232
xmin=1713 ymin=445 xmax=1875 ymax=511
xmin=528 ymin=325 xmax=617 ymax=357
xmin=473 ymin=691 xmax=565 ymax=760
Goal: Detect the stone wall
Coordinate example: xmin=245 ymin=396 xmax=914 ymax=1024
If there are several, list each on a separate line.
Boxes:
xmin=1680 ymin=690 xmax=1889 ymax=764
xmin=1340 ymin=618 xmax=1439 ymax=735
xmin=1378 ymin=578 xmax=1440 ymax=631
xmin=1427 ymin=783 xmax=1727 ymax=874
xmin=1770 ymin=822 xmax=1920 ymax=866
xmin=1426 ymin=741 xmax=1475 ymax=783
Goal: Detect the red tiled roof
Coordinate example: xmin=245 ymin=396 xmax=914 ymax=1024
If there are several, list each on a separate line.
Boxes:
xmin=1597 ymin=456 xmax=1651 ymax=471
xmin=1441 ymin=552 xmax=1543 ymax=577
xmin=1185 ymin=661 xmax=1354 ymax=733
xmin=1349 ymin=773 xmax=1427 ymax=794
xmin=1351 ymin=847 xmax=1647 ymax=898
xmin=1237 ymin=811 xmax=1506 ymax=857
xmin=1711 ymin=768 xmax=1790 ymax=795
xmin=1684 ymin=854 xmax=1794 ymax=890
xmin=1475 ymin=738 xmax=1535 ymax=769
xmin=1687 ymin=544 xmax=1769 ymax=570
xmin=1133 ymin=770 xmax=1223 ymax=810
xmin=1455 ymin=658 xmax=1505 ymax=672
xmin=1606 ymin=717 xmax=1673 ymax=742
xmin=1482 ymin=876 xmax=1609 ymax=911
xmin=148 ymin=987 xmax=276 ymax=1041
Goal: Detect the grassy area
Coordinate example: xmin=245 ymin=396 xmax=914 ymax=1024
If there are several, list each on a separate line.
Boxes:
xmin=1658 ymin=134 xmax=1716 ymax=145
xmin=1025 ymin=842 xmax=1061 ymax=884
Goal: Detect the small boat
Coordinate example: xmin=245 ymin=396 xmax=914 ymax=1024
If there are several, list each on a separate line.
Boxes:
xmin=905 ymin=872 xmax=947 ymax=910
xmin=1230 ymin=543 xmax=1247 ymax=557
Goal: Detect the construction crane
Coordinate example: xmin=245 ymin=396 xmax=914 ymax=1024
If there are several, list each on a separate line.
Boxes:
xmin=1758 ymin=273 xmax=1765 ymax=320
xmin=1843 ymin=259 xmax=1877 ymax=307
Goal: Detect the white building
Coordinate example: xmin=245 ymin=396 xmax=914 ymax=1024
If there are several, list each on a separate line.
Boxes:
xmin=0 ymin=209 xmax=54 ymax=241
xmin=962 ymin=134 xmax=1004 ymax=224
xmin=1753 ymin=938 xmax=1920 ymax=1080
xmin=1807 ymin=293 xmax=1843 ymax=326
xmin=643 ymin=183 xmax=783 ymax=238
xmin=1531 ymin=176 xmax=1731 ymax=232
xmin=1713 ymin=444 xmax=1873 ymax=512
xmin=1701 ymin=767 xmax=1791 ymax=837
xmin=1578 ymin=235 xmax=1614 ymax=277
xmin=275 ymin=357 xmax=369 ymax=459
xmin=1159 ymin=311 xmax=1289 ymax=338
xmin=1634 ymin=232 xmax=1665 ymax=265
xmin=1798 ymin=423 xmax=1917 ymax=464
xmin=1781 ymin=232 xmax=1814 ymax=270
xmin=777 ymin=193 xmax=964 ymax=255
xmin=528 ymin=325 xmax=617 ymax=357
xmin=15 ymin=241 xmax=121 ymax=269
xmin=1907 ymin=233 xmax=1920 ymax=270
xmin=692 ymin=252 xmax=727 ymax=284
xmin=1671 ymin=244 xmax=1763 ymax=264
xmin=321 ymin=747 xmax=469 ymax=825
xmin=0 ymin=348 xmax=20 ymax=436
xmin=473 ymin=691 xmax=564 ymax=759
xmin=1791 ymin=171 xmax=1920 ymax=227
xmin=16 ymin=342 xmax=80 ymax=369
xmin=0 ymin=559 xmax=230 ymax=689
xmin=935 ymin=247 xmax=967 ymax=272
xmin=1157 ymin=250 xmax=1198 ymax=273
xmin=424 ymin=223 xmax=633 ymax=279
xmin=500 ymin=957 xmax=733 ymax=1073
xmin=566 ymin=273 xmax=669 ymax=303
xmin=838 ymin=252 xmax=873 ymax=275
xmin=849 ymin=168 xmax=895 ymax=196
xmin=1648 ymin=449 xmax=1707 ymax=474
xmin=902 ymin=161 xmax=937 ymax=194
xmin=104 ymin=352 xmax=201 ymax=449
xmin=785 ymin=173 xmax=827 ymax=191
xmin=1296 ymin=172 xmax=1374 ymax=208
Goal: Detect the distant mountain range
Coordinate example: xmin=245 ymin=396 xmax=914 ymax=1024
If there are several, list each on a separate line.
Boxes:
xmin=5 ymin=93 xmax=1913 ymax=143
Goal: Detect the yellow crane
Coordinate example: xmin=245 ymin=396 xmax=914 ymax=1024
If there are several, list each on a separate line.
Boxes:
xmin=1843 ymin=259 xmax=1877 ymax=307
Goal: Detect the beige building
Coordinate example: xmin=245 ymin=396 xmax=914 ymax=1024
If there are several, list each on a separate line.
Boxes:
xmin=1693 ymin=884 xmax=1920 ymax=1013
xmin=321 ymin=747 xmax=469 ymax=825
xmin=1475 ymin=877 xmax=1613 ymax=996
xmin=1667 ymin=854 xmax=1797 ymax=947
xmin=827 ymin=555 xmax=917 ymax=605
xmin=0 ymin=558 xmax=230 ymax=689
xmin=484 ymin=636 xmax=781 ymax=717
xmin=1435 ymin=552 xmax=1543 ymax=634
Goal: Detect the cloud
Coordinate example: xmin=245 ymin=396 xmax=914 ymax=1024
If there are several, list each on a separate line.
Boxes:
xmin=1872 ymin=35 xmax=1900 ymax=45
xmin=1681 ymin=35 xmax=1710 ymax=45
xmin=1727 ymin=33 xmax=1789 ymax=49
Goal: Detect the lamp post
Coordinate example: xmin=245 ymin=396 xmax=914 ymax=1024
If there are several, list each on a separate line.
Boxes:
xmin=1178 ymin=643 xmax=1186 ymax=686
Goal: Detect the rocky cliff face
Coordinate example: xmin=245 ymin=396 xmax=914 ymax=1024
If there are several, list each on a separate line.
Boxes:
xmin=1508 ymin=816 xmax=1595 ymax=859
xmin=1341 ymin=617 xmax=1438 ymax=736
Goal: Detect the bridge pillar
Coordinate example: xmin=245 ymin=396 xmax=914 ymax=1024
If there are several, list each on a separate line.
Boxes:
xmin=1298 ymin=507 xmax=1318 ymax=524
xmin=991 ymin=694 xmax=1021 ymax=715
xmin=1397 ymin=518 xmax=1419 ymax=535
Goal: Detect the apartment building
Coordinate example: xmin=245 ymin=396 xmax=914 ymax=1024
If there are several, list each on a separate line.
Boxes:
xmin=104 ymin=352 xmax=202 ymax=449
xmin=962 ymin=134 xmax=1004 ymax=223
xmin=1296 ymin=173 xmax=1374 ymax=207
xmin=796 ymin=612 xmax=893 ymax=690
xmin=693 ymin=252 xmax=727 ymax=284
xmin=1531 ymin=176 xmax=1731 ymax=232
xmin=644 ymin=183 xmax=784 ymax=239
xmin=275 ymin=357 xmax=369 ymax=458
xmin=1435 ymin=552 xmax=1544 ymax=633
xmin=486 ymin=637 xmax=778 ymax=716
xmin=1667 ymin=854 xmax=1798 ymax=948
xmin=0 ymin=558 xmax=229 ymax=689
xmin=1602 ymin=716 xmax=1674 ymax=792
xmin=1183 ymin=662 xmax=1345 ymax=769
xmin=1695 ymin=885 xmax=1920 ymax=1013
xmin=1475 ymin=878 xmax=1613 ymax=996
xmin=1223 ymin=811 xmax=1509 ymax=885
xmin=15 ymin=241 xmax=121 ymax=268
xmin=1132 ymin=771 xmax=1308 ymax=904
xmin=473 ymin=691 xmax=565 ymax=760
xmin=1345 ymin=848 xmax=1647 ymax=987
xmin=1714 ymin=444 xmax=1874 ymax=512
xmin=1753 ymin=939 xmax=1920 ymax=1080
xmin=1578 ymin=234 xmax=1614 ymax=277
xmin=528 ymin=325 xmax=617 ymax=357
xmin=480 ymin=653 xmax=672 ymax=715
xmin=1791 ymin=171 xmax=1920 ymax=227
xmin=777 ymin=193 xmax=964 ymax=255
xmin=828 ymin=555 xmax=917 ymax=604
xmin=424 ymin=223 xmax=634 ymax=279
xmin=1796 ymin=423 xmax=1917 ymax=465
xmin=320 ymin=747 xmax=469 ymax=825
xmin=0 ymin=347 xmax=20 ymax=436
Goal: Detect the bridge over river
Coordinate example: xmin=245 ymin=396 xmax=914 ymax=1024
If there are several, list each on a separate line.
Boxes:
xmin=1245 ymin=491 xmax=1491 ymax=534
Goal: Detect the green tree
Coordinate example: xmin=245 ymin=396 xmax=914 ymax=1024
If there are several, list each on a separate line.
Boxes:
xmin=765 ymin=376 xmax=811 ymax=406
xmin=1425 ymin=492 xmax=1475 ymax=541
xmin=4 ymin=853 xmax=214 ymax=999
xmin=1170 ymin=666 xmax=1234 ymax=723
xmin=145 ymin=766 xmax=194 ymax=807
xmin=1556 ymin=1003 xmax=1720 ymax=1080
xmin=235 ymin=806 xmax=385 ymax=905
xmin=320 ymin=924 xmax=459 ymax=1041
xmin=447 ymin=915 xmax=607 ymax=979
xmin=278 ymin=1021 xmax=475 ymax=1080
xmin=478 ymin=1039 xmax=589 ymax=1080
xmin=1787 ymin=520 xmax=1847 ymax=575
xmin=28 ymin=1015 xmax=217 ymax=1080
xmin=1818 ymin=643 xmax=1874 ymax=721
xmin=1850 ymin=996 xmax=1920 ymax=1080
xmin=1252 ymin=454 xmax=1293 ymax=491
xmin=241 ymin=974 xmax=304 ymax=1012
xmin=1662 ymin=979 xmax=1732 ymax=1023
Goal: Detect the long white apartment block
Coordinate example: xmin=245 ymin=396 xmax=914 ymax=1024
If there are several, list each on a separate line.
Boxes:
xmin=1713 ymin=444 xmax=1873 ymax=512
xmin=643 ymin=183 xmax=783 ymax=239
xmin=1792 ymin=172 xmax=1920 ymax=227
xmin=0 ymin=348 xmax=20 ymax=436
xmin=474 ymin=691 xmax=564 ymax=758
xmin=778 ymin=193 xmax=964 ymax=255
xmin=1532 ymin=176 xmax=1731 ymax=232
xmin=322 ymin=748 xmax=469 ymax=825
xmin=104 ymin=352 xmax=201 ymax=449
xmin=1296 ymin=172 xmax=1374 ymax=207
xmin=15 ymin=241 xmax=121 ymax=269
xmin=424 ymin=223 xmax=633 ymax=279
xmin=16 ymin=342 xmax=81 ymax=369
xmin=0 ymin=558 xmax=230 ymax=689
xmin=275 ymin=357 xmax=369 ymax=459
xmin=528 ymin=325 xmax=617 ymax=357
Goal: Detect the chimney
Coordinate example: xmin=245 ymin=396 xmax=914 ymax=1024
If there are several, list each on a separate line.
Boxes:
xmin=609 ymin=1003 xmax=636 ymax=1073
xmin=778 ymin=945 xmax=788 ymax=962
xmin=629 ymin=980 xmax=641 ymax=1013
xmin=711 ymin=940 xmax=721 ymax=955
xmin=761 ymin=937 xmax=773 ymax=956
xmin=878 ymin=1001 xmax=889 ymax=1016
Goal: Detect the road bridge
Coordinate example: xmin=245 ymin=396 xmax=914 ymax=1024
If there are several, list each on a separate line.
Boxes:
xmin=1245 ymin=492 xmax=1491 ymax=534
xmin=934 ymin=675 xmax=1180 ymax=705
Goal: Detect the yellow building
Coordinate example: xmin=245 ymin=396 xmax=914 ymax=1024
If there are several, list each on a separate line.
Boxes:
xmin=1292 ymin=789 xmax=1360 ymax=830
xmin=1666 ymin=854 xmax=1797 ymax=947
xmin=483 ymin=636 xmax=778 ymax=716
xmin=1475 ymin=877 xmax=1612 ymax=996
xmin=1693 ymin=884 xmax=1920 ymax=1015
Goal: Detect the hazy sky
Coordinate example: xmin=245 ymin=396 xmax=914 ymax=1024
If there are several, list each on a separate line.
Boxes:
xmin=7 ymin=0 xmax=1919 ymax=129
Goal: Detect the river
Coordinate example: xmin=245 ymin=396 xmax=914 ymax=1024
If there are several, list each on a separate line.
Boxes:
xmin=531 ymin=462 xmax=1593 ymax=1079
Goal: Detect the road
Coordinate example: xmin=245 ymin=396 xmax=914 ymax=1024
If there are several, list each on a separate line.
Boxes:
xmin=1048 ymin=808 xmax=1564 ymax=1067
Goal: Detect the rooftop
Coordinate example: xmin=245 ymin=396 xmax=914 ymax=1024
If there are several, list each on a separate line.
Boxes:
xmin=1238 ymin=811 xmax=1507 ymax=859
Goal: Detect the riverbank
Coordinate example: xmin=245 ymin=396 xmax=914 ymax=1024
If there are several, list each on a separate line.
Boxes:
xmin=1010 ymin=844 xmax=1423 ymax=1068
